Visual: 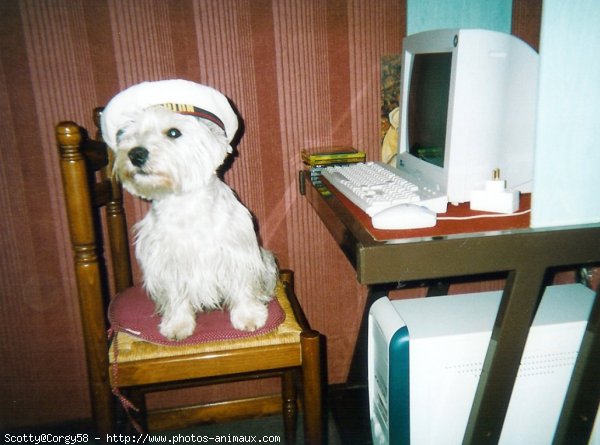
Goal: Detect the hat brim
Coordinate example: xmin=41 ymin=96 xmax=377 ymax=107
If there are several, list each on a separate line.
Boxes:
xmin=101 ymin=79 xmax=239 ymax=149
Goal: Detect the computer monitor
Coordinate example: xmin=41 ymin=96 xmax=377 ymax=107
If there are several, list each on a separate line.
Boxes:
xmin=395 ymin=29 xmax=539 ymax=206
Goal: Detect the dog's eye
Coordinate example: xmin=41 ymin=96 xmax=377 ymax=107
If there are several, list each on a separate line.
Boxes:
xmin=166 ymin=128 xmax=182 ymax=139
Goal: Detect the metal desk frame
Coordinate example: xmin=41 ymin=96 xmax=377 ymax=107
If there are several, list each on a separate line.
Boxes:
xmin=301 ymin=171 xmax=600 ymax=444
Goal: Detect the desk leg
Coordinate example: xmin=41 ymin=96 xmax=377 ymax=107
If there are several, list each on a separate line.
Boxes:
xmin=462 ymin=266 xmax=547 ymax=445
xmin=347 ymin=284 xmax=390 ymax=384
xmin=553 ymin=285 xmax=600 ymax=445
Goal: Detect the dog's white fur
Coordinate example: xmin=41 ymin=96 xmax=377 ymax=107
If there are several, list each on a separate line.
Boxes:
xmin=113 ymin=106 xmax=277 ymax=340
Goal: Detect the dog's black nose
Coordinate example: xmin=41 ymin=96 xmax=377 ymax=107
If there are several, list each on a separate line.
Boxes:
xmin=128 ymin=146 xmax=149 ymax=167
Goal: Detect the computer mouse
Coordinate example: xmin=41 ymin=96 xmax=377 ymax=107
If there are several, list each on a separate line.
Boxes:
xmin=371 ymin=204 xmax=437 ymax=230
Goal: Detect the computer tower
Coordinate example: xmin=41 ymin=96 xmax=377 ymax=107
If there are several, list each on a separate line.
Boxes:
xmin=368 ymin=284 xmax=598 ymax=445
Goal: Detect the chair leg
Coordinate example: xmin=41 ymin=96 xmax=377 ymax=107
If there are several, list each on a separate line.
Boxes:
xmin=282 ymin=370 xmax=298 ymax=445
xmin=300 ymin=330 xmax=322 ymax=445
xmin=91 ymin=382 xmax=115 ymax=437
xmin=123 ymin=389 xmax=147 ymax=433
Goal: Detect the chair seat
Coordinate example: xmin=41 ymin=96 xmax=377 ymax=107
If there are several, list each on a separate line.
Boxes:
xmin=109 ymin=280 xmax=303 ymax=365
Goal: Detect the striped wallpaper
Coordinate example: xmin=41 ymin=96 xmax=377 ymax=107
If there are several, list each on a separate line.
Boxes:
xmin=0 ymin=0 xmax=549 ymax=429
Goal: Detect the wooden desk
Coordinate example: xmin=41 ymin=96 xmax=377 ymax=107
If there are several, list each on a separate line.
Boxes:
xmin=300 ymin=171 xmax=600 ymax=444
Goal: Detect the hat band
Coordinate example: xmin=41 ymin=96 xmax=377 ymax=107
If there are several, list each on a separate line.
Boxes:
xmin=159 ymin=103 xmax=226 ymax=135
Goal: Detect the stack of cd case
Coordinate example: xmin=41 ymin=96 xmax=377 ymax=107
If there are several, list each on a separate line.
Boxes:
xmin=301 ymin=147 xmax=366 ymax=194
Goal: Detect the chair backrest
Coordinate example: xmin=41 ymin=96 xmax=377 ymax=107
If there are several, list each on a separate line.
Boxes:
xmin=58 ymin=108 xmax=133 ymax=290
xmin=56 ymin=109 xmax=133 ymax=374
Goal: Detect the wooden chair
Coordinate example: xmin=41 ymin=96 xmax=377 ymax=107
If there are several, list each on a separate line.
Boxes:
xmin=55 ymin=109 xmax=322 ymax=444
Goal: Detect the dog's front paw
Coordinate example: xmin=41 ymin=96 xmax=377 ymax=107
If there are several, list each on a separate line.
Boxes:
xmin=159 ymin=312 xmax=197 ymax=341
xmin=230 ymin=301 xmax=268 ymax=332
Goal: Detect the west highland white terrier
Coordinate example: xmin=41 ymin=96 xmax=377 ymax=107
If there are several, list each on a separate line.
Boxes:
xmin=102 ymin=81 xmax=278 ymax=341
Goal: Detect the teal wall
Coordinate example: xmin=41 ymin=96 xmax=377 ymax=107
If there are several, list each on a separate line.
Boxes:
xmin=407 ymin=0 xmax=512 ymax=35
xmin=531 ymin=0 xmax=600 ymax=227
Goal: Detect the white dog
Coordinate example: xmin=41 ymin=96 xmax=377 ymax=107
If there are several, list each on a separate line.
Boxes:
xmin=102 ymin=81 xmax=278 ymax=341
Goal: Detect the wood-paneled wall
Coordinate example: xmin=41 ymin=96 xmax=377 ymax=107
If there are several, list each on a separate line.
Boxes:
xmin=0 ymin=0 xmax=546 ymax=430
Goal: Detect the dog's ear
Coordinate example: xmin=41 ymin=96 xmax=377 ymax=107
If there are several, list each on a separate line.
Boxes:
xmin=201 ymin=119 xmax=233 ymax=154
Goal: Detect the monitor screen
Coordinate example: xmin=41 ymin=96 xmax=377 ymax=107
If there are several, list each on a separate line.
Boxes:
xmin=407 ymin=52 xmax=452 ymax=168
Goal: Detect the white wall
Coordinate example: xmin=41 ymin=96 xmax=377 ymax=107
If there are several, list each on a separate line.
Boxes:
xmin=531 ymin=0 xmax=600 ymax=227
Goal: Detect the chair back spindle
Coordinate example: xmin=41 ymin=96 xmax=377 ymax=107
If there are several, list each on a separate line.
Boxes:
xmin=56 ymin=120 xmax=115 ymax=432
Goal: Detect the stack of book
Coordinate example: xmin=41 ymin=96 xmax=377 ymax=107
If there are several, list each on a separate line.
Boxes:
xmin=301 ymin=147 xmax=366 ymax=194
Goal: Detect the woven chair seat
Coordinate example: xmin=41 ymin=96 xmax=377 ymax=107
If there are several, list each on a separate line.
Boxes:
xmin=109 ymin=280 xmax=303 ymax=364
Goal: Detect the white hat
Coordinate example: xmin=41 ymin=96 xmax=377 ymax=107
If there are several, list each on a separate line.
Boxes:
xmin=101 ymin=79 xmax=239 ymax=150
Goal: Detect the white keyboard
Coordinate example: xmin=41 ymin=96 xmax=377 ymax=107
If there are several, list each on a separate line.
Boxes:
xmin=320 ymin=162 xmax=448 ymax=216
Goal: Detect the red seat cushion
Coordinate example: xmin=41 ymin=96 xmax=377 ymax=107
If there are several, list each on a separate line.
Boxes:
xmin=108 ymin=286 xmax=285 ymax=346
